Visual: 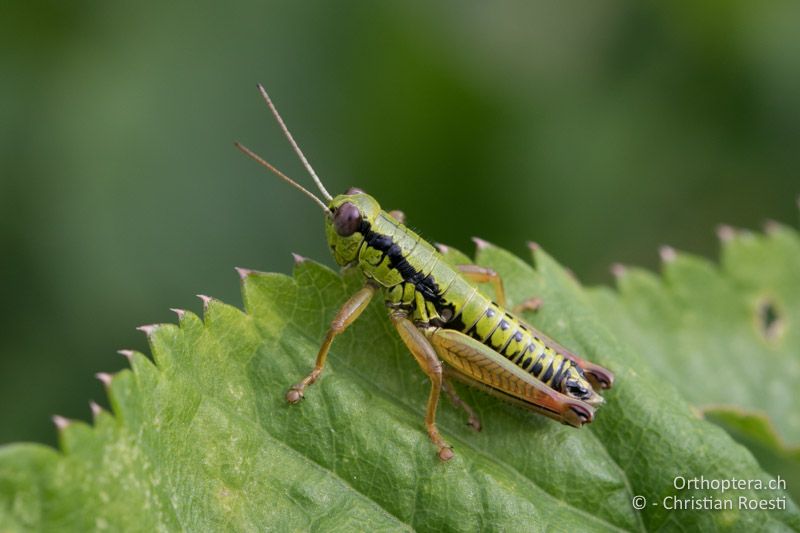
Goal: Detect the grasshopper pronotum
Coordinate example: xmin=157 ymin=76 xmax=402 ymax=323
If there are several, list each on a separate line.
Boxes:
xmin=236 ymin=85 xmax=614 ymax=461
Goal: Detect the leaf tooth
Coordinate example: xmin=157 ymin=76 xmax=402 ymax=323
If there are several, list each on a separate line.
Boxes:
xmin=472 ymin=236 xmax=492 ymax=251
xmin=89 ymin=401 xmax=102 ymax=418
xmin=716 ymin=224 xmax=736 ymax=242
xmin=291 ymin=253 xmax=308 ymax=265
xmin=610 ymin=263 xmax=627 ymax=278
xmin=526 ymin=241 xmax=540 ymax=252
xmin=388 ymin=209 xmax=406 ymax=223
xmin=763 ymin=219 xmax=781 ymax=235
xmin=117 ymin=349 xmax=134 ymax=361
xmin=236 ymin=266 xmax=269 ymax=279
xmin=196 ymin=294 xmax=213 ymax=310
xmin=95 ymin=372 xmax=113 ymax=387
xmin=52 ymin=415 xmax=71 ymax=430
xmin=136 ymin=324 xmax=160 ymax=336
xmin=235 ymin=266 xmax=254 ymax=279
xmin=170 ymin=308 xmax=186 ymax=320
xmin=659 ymin=245 xmax=677 ymax=263
xmin=434 ymin=242 xmax=450 ymax=254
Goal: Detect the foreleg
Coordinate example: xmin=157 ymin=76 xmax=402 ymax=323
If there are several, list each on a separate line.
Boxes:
xmin=286 ymin=283 xmax=377 ymax=403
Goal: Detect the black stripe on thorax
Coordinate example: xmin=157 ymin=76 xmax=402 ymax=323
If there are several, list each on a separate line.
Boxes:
xmin=360 ymin=221 xmax=441 ymax=302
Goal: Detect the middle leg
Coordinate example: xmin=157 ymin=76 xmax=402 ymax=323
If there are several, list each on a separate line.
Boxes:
xmin=390 ymin=311 xmax=454 ymax=461
xmin=456 ymin=264 xmax=542 ymax=313
xmin=456 ymin=264 xmax=507 ymax=308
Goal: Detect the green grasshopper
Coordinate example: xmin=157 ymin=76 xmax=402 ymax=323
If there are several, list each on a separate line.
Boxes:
xmin=236 ymin=85 xmax=614 ymax=461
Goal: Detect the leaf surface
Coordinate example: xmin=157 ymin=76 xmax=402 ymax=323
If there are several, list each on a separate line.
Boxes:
xmin=1 ymin=236 xmax=799 ymax=531
xmin=587 ymin=224 xmax=800 ymax=502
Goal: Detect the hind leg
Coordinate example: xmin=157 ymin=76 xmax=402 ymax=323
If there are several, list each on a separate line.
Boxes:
xmin=442 ymin=375 xmax=481 ymax=431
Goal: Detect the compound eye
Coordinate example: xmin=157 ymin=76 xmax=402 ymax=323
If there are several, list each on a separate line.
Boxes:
xmin=333 ymin=202 xmax=362 ymax=237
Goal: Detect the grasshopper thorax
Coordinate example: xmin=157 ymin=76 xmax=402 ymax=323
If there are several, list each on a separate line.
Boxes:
xmin=325 ymin=189 xmax=382 ymax=266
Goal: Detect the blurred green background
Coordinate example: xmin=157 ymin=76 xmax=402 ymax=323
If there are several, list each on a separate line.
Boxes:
xmin=1 ymin=1 xmax=798 ymax=447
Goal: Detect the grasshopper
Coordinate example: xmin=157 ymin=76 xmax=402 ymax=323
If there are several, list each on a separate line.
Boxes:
xmin=236 ymin=85 xmax=614 ymax=461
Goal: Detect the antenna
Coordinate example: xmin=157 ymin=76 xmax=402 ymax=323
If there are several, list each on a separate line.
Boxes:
xmin=256 ymin=84 xmax=333 ymax=201
xmin=234 ymin=141 xmax=330 ymax=213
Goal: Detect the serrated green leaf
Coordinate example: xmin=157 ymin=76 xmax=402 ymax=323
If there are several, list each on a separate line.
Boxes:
xmin=1 ymin=238 xmax=799 ymax=531
xmin=704 ymin=408 xmax=800 ymax=494
xmin=587 ymin=223 xmax=800 ymax=503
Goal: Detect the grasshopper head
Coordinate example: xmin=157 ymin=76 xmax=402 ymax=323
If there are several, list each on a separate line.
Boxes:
xmin=325 ymin=188 xmax=382 ymax=266
xmin=562 ymin=366 xmax=604 ymax=407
